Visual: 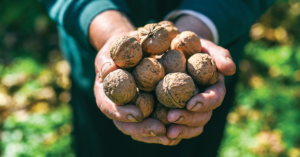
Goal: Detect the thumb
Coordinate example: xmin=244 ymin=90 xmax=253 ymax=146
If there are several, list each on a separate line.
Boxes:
xmin=95 ymin=38 xmax=119 ymax=81
xmin=200 ymin=39 xmax=236 ymax=76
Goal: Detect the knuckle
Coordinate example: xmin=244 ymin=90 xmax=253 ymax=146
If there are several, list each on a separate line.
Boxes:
xmin=220 ymin=49 xmax=230 ymax=55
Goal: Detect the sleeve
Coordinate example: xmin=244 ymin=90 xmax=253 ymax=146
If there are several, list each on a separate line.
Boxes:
xmin=39 ymin=0 xmax=131 ymax=50
xmin=178 ymin=0 xmax=275 ymax=46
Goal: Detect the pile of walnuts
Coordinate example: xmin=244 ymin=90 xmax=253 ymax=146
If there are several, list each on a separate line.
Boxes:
xmin=103 ymin=21 xmax=218 ymax=126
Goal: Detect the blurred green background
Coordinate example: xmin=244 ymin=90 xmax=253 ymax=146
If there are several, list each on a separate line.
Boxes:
xmin=0 ymin=0 xmax=299 ymax=157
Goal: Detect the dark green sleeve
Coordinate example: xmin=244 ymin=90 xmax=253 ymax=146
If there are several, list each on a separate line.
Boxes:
xmin=178 ymin=0 xmax=274 ymax=46
xmin=39 ymin=0 xmax=131 ymax=50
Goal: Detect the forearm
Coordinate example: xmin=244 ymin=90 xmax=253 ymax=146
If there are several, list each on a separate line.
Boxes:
xmin=89 ymin=10 xmax=135 ymax=51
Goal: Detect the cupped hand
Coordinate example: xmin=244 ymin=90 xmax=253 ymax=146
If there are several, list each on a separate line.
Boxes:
xmin=92 ymin=10 xmax=170 ymax=145
xmin=165 ymin=39 xmax=236 ymax=145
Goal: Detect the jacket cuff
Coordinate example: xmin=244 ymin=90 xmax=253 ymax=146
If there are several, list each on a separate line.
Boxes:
xmin=164 ymin=9 xmax=219 ymax=45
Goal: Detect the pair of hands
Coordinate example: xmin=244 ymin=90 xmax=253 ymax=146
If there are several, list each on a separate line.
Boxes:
xmin=90 ymin=10 xmax=236 ymax=146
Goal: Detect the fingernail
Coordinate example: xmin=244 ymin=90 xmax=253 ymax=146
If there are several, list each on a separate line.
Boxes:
xmin=157 ymin=139 xmax=162 ymax=144
xmin=225 ymin=57 xmax=233 ymax=63
xmin=190 ymin=102 xmax=203 ymax=111
xmin=127 ymin=114 xmax=138 ymax=122
xmin=149 ymin=131 xmax=157 ymax=136
xmin=173 ymin=116 xmax=184 ymax=123
xmin=170 ymin=133 xmax=181 ymax=140
xmin=101 ymin=62 xmax=111 ymax=79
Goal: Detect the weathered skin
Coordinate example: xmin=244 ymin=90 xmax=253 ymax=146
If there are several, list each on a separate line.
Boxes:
xmin=103 ymin=69 xmax=137 ymax=105
xmin=152 ymin=103 xmax=171 ymax=126
xmin=160 ymin=49 xmax=186 ymax=74
xmin=187 ymin=53 xmax=218 ymax=86
xmin=156 ymin=73 xmax=195 ymax=108
xmin=158 ymin=21 xmax=180 ymax=42
xmin=130 ymin=90 xmax=155 ymax=118
xmin=110 ymin=36 xmax=143 ymax=69
xmin=132 ymin=58 xmax=165 ymax=92
xmin=139 ymin=24 xmax=170 ymax=56
xmin=171 ymin=31 xmax=202 ymax=58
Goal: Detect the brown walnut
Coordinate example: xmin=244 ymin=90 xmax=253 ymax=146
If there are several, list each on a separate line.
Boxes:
xmin=130 ymin=89 xmax=154 ymax=118
xmin=103 ymin=69 xmax=137 ymax=105
xmin=152 ymin=103 xmax=171 ymax=126
xmin=187 ymin=53 xmax=218 ymax=85
xmin=127 ymin=30 xmax=141 ymax=42
xmin=132 ymin=58 xmax=165 ymax=91
xmin=171 ymin=31 xmax=202 ymax=58
xmin=158 ymin=21 xmax=180 ymax=42
xmin=110 ymin=36 xmax=143 ymax=69
xmin=156 ymin=73 xmax=195 ymax=108
xmin=139 ymin=24 xmax=170 ymax=55
xmin=159 ymin=49 xmax=186 ymax=74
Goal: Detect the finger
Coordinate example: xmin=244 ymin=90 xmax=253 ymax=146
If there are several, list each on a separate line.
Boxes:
xmin=94 ymin=78 xmax=144 ymax=122
xmin=200 ymin=39 xmax=236 ymax=76
xmin=167 ymin=109 xmax=212 ymax=127
xmin=187 ymin=74 xmax=226 ymax=112
xmin=131 ymin=135 xmax=174 ymax=145
xmin=169 ymin=138 xmax=182 ymax=146
xmin=113 ymin=118 xmax=166 ymax=137
xmin=94 ymin=37 xmax=119 ymax=81
xmin=166 ymin=124 xmax=204 ymax=140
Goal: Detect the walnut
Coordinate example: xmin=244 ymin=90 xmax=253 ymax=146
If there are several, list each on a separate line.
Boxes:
xmin=110 ymin=36 xmax=143 ymax=69
xmin=127 ymin=30 xmax=141 ymax=42
xmin=156 ymin=73 xmax=195 ymax=108
xmin=103 ymin=69 xmax=137 ymax=105
xmin=159 ymin=49 xmax=186 ymax=74
xmin=139 ymin=24 xmax=170 ymax=55
xmin=187 ymin=53 xmax=218 ymax=85
xmin=152 ymin=103 xmax=171 ymax=126
xmin=158 ymin=21 xmax=180 ymax=42
xmin=130 ymin=89 xmax=154 ymax=118
xmin=171 ymin=31 xmax=202 ymax=58
xmin=132 ymin=58 xmax=165 ymax=91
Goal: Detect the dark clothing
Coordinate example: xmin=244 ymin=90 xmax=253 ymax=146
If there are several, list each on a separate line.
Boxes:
xmin=40 ymin=0 xmax=274 ymax=156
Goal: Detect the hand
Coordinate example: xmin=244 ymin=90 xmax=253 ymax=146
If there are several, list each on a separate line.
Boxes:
xmin=164 ymin=16 xmax=237 ymax=145
xmin=91 ymin=10 xmax=169 ymax=145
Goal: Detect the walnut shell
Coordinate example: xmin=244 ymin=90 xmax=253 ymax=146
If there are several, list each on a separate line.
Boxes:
xmin=127 ymin=30 xmax=141 ymax=42
xmin=171 ymin=31 xmax=202 ymax=58
xmin=187 ymin=53 xmax=218 ymax=85
xmin=160 ymin=49 xmax=186 ymax=74
xmin=103 ymin=69 xmax=137 ymax=105
xmin=156 ymin=73 xmax=195 ymax=108
xmin=131 ymin=90 xmax=154 ymax=118
xmin=132 ymin=58 xmax=165 ymax=91
xmin=158 ymin=21 xmax=180 ymax=42
xmin=110 ymin=36 xmax=143 ymax=69
xmin=152 ymin=103 xmax=171 ymax=126
xmin=139 ymin=24 xmax=170 ymax=55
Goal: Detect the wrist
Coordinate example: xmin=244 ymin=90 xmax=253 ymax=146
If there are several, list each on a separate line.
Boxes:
xmin=174 ymin=15 xmax=213 ymax=42
xmin=89 ymin=10 xmax=135 ymax=51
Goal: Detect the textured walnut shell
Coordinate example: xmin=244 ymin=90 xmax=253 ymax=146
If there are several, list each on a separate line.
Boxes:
xmin=139 ymin=24 xmax=170 ymax=55
xmin=110 ymin=36 xmax=143 ymax=69
xmin=152 ymin=103 xmax=171 ymax=126
xmin=103 ymin=69 xmax=137 ymax=105
xmin=156 ymin=73 xmax=195 ymax=108
xmin=187 ymin=53 xmax=218 ymax=85
xmin=171 ymin=31 xmax=202 ymax=58
xmin=132 ymin=58 xmax=165 ymax=91
xmin=158 ymin=21 xmax=179 ymax=42
xmin=160 ymin=50 xmax=186 ymax=74
xmin=127 ymin=30 xmax=141 ymax=42
xmin=131 ymin=90 xmax=154 ymax=118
